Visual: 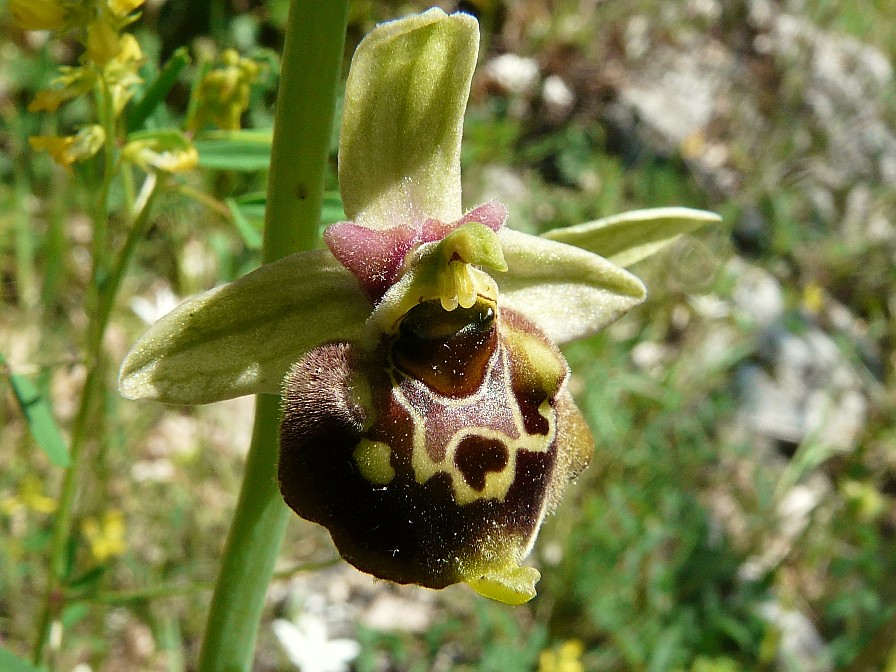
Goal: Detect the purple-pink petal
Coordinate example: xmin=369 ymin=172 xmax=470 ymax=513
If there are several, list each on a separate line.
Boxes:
xmin=324 ymin=201 xmax=509 ymax=303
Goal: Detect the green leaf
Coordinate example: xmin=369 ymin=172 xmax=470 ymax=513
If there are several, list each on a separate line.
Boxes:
xmin=127 ymin=47 xmax=191 ymax=132
xmin=225 ymin=197 xmax=263 ymax=250
xmin=339 ymin=9 xmax=478 ymax=227
xmin=232 ymin=191 xmax=267 ymax=219
xmin=194 ymin=129 xmax=273 ymax=171
xmin=2 ymin=353 xmax=70 ymax=467
xmin=497 ymin=229 xmax=647 ymax=345
xmin=0 ymin=646 xmax=44 ymax=672
xmin=119 ymin=251 xmax=371 ymax=404
xmin=61 ymin=602 xmax=90 ymax=630
xmin=66 ymin=565 xmax=107 ymax=593
xmin=542 ymin=207 xmax=722 ymax=268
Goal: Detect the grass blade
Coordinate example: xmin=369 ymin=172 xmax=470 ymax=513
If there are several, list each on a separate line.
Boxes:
xmin=2 ymin=354 xmax=71 ymax=468
xmin=0 ymin=645 xmax=44 ymax=672
xmin=194 ymin=130 xmax=273 ymax=171
xmin=127 ymin=47 xmax=191 ymax=132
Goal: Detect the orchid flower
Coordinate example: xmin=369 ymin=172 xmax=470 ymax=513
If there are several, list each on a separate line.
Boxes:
xmin=119 ymin=9 xmax=719 ymax=604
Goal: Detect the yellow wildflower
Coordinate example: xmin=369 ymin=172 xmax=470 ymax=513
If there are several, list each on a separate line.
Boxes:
xmin=87 ymin=19 xmax=122 ymax=66
xmin=116 ymin=32 xmax=144 ymax=63
xmin=29 ymin=65 xmax=96 ymax=113
xmin=10 ymin=0 xmax=66 ymax=31
xmin=123 ymin=130 xmax=198 ymax=173
xmin=29 ymin=135 xmax=76 ymax=168
xmin=29 ymin=89 xmax=69 ymax=114
xmin=105 ymin=33 xmax=145 ymax=114
xmin=842 ymin=479 xmax=885 ymax=522
xmin=82 ymin=510 xmax=126 ymax=562
xmin=802 ymin=282 xmax=825 ymax=315
xmin=30 ymin=125 xmax=106 ymax=169
xmin=190 ymin=49 xmax=263 ymax=131
xmin=538 ymin=640 xmax=585 ymax=672
xmin=0 ymin=475 xmax=57 ymax=516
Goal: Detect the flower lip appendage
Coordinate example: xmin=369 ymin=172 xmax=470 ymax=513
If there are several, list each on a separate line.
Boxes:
xmin=117 ymin=8 xmax=720 ymax=604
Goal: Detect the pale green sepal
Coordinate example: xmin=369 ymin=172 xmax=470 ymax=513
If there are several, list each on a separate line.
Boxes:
xmin=542 ymin=207 xmax=722 ymax=268
xmin=466 ymin=565 xmax=540 ymax=605
xmin=338 ymin=9 xmax=478 ymax=228
xmin=119 ymin=251 xmax=370 ymax=404
xmin=497 ymin=229 xmax=647 ymax=345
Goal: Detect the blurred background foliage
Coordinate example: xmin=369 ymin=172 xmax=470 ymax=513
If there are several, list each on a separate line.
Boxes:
xmin=1 ymin=0 xmax=895 ymax=670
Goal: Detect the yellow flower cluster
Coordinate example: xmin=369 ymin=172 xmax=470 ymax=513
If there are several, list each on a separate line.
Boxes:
xmin=123 ymin=130 xmax=200 ymax=173
xmin=81 ymin=509 xmax=127 ymax=562
xmin=18 ymin=0 xmax=197 ymax=174
xmin=538 ymin=640 xmax=585 ymax=672
xmin=189 ymin=49 xmax=264 ymax=132
xmin=1 ymin=475 xmax=57 ymax=516
xmin=10 ymin=0 xmax=67 ymax=31
xmin=30 ymin=125 xmax=106 ymax=168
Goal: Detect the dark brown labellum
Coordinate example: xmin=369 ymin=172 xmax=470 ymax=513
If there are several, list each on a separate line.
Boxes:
xmin=278 ymin=300 xmax=593 ymax=599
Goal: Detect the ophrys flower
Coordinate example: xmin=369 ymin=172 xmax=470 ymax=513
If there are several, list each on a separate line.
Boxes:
xmin=119 ymin=9 xmax=718 ymax=603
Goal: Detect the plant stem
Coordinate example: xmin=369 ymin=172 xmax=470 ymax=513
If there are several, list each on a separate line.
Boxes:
xmin=196 ymin=1 xmax=349 ymax=670
xmin=32 ymin=176 xmax=160 ymax=665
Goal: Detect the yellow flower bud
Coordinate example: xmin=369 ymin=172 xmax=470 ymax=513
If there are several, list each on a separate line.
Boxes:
xmin=108 ymin=0 xmax=146 ymax=16
xmin=87 ymin=20 xmax=122 ymax=66
xmin=189 ymin=49 xmax=264 ymax=131
xmin=28 ymin=89 xmax=68 ymax=113
xmin=116 ymin=33 xmax=143 ymax=63
xmin=10 ymin=0 xmax=66 ymax=31
xmin=30 ymin=125 xmax=106 ymax=169
xmin=123 ymin=130 xmax=199 ymax=174
xmin=29 ymin=135 xmax=76 ymax=168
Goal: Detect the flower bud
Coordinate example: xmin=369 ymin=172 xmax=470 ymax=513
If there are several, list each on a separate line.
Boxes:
xmin=10 ymin=0 xmax=66 ymax=31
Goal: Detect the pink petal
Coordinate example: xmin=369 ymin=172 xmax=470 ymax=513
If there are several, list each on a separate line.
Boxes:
xmin=422 ymin=201 xmax=508 ymax=242
xmin=324 ymin=222 xmax=418 ymax=302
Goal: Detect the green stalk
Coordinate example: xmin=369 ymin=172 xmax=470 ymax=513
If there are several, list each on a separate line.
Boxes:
xmin=13 ymin=175 xmax=37 ymax=312
xmin=196 ymin=2 xmax=349 ymax=670
xmin=32 ymin=176 xmax=160 ymax=664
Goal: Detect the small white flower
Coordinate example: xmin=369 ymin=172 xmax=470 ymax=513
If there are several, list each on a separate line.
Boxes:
xmin=542 ymin=75 xmax=574 ymax=116
xmin=272 ymin=613 xmax=360 ymax=672
xmin=130 ymin=285 xmax=181 ymax=325
xmin=485 ymin=53 xmax=539 ymax=96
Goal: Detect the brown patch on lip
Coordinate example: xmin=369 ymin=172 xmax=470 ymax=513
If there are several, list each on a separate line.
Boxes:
xmin=454 ymin=436 xmax=509 ymax=491
xmin=392 ymin=300 xmax=497 ymax=397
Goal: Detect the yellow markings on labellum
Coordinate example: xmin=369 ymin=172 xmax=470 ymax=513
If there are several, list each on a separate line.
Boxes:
xmin=503 ymin=326 xmax=567 ymax=393
xmin=353 ymin=439 xmax=396 ymax=485
xmin=392 ymin=330 xmax=558 ymax=505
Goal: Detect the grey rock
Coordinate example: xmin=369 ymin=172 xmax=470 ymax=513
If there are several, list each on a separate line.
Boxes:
xmin=740 ymin=321 xmax=867 ymax=452
xmin=757 ymin=601 xmax=834 ymax=672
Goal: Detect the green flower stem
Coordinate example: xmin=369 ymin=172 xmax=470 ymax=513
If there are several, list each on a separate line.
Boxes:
xmin=89 ymin=78 xmax=118 ymax=311
xmin=94 ymin=174 xmax=160 ymax=348
xmin=196 ymin=2 xmax=349 ymax=670
xmin=32 ymin=174 xmax=161 ymax=665
xmin=13 ymin=173 xmax=38 ymax=311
